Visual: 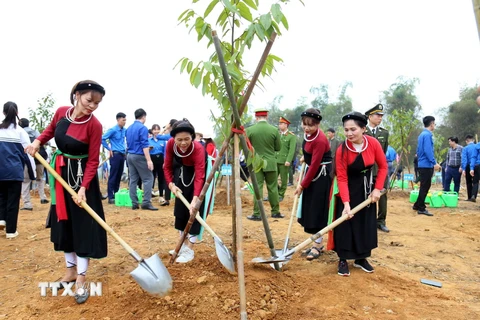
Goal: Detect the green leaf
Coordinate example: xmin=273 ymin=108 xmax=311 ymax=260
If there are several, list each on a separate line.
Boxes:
xmin=187 ymin=61 xmax=193 ymax=73
xmin=204 ymin=0 xmax=219 ymax=18
xmin=202 ymin=72 xmax=211 ymax=96
xmin=259 ymin=14 xmax=272 ymax=31
xmin=180 ymin=58 xmax=189 ymax=73
xmin=270 ymin=20 xmax=282 ymax=35
xmin=245 ymin=24 xmax=255 ymax=48
xmin=227 ymin=63 xmax=242 ymax=81
xmin=194 ymin=68 xmax=203 ymax=88
xmin=281 ymin=15 xmax=289 ymax=30
xmin=211 ymin=81 xmax=219 ymax=100
xmin=254 ymin=23 xmax=265 ymax=41
xmin=178 ymin=9 xmax=190 ymax=21
xmin=237 ymin=2 xmax=253 ymax=22
xmin=221 ymin=0 xmax=239 ymax=14
xmin=190 ymin=67 xmax=198 ymax=85
xmin=203 ymin=61 xmax=213 ymax=72
xmin=271 ymin=3 xmax=283 ymax=23
xmin=243 ymin=0 xmax=258 ymax=10
xmin=269 ymin=54 xmax=283 ymax=63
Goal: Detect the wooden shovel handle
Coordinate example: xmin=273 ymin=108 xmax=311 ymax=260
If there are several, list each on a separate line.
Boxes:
xmin=288 ymin=190 xmax=387 ymax=256
xmin=35 ymin=153 xmax=140 ymax=260
xmin=175 ymin=192 xmax=219 ymax=239
xmin=284 ymin=163 xmax=306 ymax=242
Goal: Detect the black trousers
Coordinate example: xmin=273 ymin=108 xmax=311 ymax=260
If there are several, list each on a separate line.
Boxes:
xmin=465 ymin=164 xmax=473 ymax=199
xmin=414 ymin=168 xmax=433 ymax=211
xmin=0 ymin=181 xmax=22 ymax=233
xmin=472 ymin=164 xmax=480 ymax=199
xmin=151 ymin=154 xmax=170 ymax=200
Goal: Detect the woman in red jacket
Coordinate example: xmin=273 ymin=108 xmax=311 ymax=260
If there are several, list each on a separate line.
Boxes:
xmin=25 ymin=80 xmax=107 ymax=303
xmin=163 ymin=119 xmax=206 ymax=263
xmin=294 ymin=108 xmax=332 ymax=260
xmin=334 ymin=111 xmax=387 ymax=277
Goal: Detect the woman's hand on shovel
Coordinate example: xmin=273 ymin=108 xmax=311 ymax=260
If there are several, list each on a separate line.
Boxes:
xmin=369 ymin=188 xmax=381 ymax=203
xmin=74 ymin=187 xmax=87 ymax=207
xmin=169 ymin=183 xmax=182 ymax=198
xmin=25 ymin=139 xmax=41 ymax=156
xmin=342 ymin=202 xmax=354 ymax=220
xmin=294 ymin=185 xmax=303 ymax=196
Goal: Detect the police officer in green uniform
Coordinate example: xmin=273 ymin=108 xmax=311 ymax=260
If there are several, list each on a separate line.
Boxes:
xmin=276 ymin=116 xmax=297 ymax=201
xmin=246 ymin=108 xmax=283 ymax=220
xmin=365 ymin=103 xmax=390 ymax=233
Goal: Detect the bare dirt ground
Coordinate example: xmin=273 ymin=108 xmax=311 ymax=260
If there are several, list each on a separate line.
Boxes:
xmin=0 ymin=180 xmax=479 ymax=319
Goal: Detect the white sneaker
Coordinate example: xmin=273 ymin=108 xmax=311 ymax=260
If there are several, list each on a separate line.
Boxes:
xmin=6 ymin=231 xmax=19 ymax=239
xmin=175 ymin=247 xmax=194 ymax=263
xmin=169 ymin=244 xmax=186 ymax=256
xmin=152 ymin=190 xmax=159 ymax=197
xmin=0 ymin=220 xmax=5 ymax=230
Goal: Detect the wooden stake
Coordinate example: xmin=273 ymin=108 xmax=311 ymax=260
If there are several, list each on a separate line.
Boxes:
xmin=212 ymin=30 xmax=281 ymax=271
xmin=234 ymin=134 xmax=247 ymax=319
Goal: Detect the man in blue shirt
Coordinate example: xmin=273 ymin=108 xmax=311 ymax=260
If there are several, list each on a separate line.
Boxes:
xmin=461 ymin=134 xmax=477 ymax=202
xmin=413 ymin=116 xmax=441 ymax=216
xmin=102 ymin=112 xmax=127 ymax=204
xmin=386 ymin=145 xmax=397 ymax=178
xmin=126 ymin=109 xmax=157 ymax=211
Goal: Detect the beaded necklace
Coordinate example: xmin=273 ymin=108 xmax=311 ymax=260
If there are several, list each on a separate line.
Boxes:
xmin=304 ymin=130 xmax=320 ymax=142
xmin=66 ymin=107 xmax=92 ymax=125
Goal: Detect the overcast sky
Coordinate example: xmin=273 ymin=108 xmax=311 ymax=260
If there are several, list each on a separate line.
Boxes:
xmin=1 ymin=0 xmax=479 ymax=133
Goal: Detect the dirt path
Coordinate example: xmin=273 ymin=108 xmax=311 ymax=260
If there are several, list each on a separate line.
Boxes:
xmin=0 ymin=182 xmax=479 ymax=319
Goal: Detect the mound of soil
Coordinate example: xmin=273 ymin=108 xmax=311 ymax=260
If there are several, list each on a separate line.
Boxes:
xmin=0 ymin=181 xmax=479 ymax=319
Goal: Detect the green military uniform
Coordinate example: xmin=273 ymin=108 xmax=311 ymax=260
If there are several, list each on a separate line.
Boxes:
xmin=276 ymin=117 xmax=297 ymax=199
xmin=246 ymin=109 xmax=282 ymax=218
xmin=364 ymin=103 xmax=389 ymax=231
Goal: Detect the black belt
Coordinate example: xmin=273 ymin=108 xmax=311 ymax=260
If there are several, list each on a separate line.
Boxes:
xmin=113 ymin=151 xmax=126 ymax=156
xmin=447 ymin=165 xmax=460 ymax=168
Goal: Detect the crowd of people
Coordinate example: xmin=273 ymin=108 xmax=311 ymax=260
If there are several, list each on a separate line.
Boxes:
xmin=1 ymin=78 xmax=479 ymax=305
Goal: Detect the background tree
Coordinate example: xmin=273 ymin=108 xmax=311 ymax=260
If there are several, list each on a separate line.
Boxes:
xmin=436 ymin=85 xmax=480 ymax=143
xmin=384 ymin=109 xmax=421 ymax=173
xmin=309 ymin=82 xmax=353 ymax=137
xmin=382 ymin=77 xmax=421 ymax=114
xmin=28 ymin=93 xmax=55 ymax=133
xmin=433 ymin=131 xmax=447 ymax=164
xmin=382 ymin=77 xmax=422 ymax=165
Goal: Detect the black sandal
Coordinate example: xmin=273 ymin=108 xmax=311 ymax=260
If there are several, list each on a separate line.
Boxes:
xmin=306 ymin=246 xmax=324 ymax=261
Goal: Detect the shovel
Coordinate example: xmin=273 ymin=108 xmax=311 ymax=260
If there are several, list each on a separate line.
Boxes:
xmin=280 ymin=163 xmax=306 ymax=254
xmin=175 ymin=191 xmax=236 ymax=274
xmin=252 ymin=190 xmax=386 ymax=265
xmin=35 ymin=153 xmax=172 ymax=296
xmin=271 ymin=163 xmax=306 ymax=267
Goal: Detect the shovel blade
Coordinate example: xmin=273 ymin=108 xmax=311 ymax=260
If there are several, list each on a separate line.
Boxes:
xmin=130 ymin=254 xmax=172 ymax=296
xmin=251 ymin=256 xmax=291 ymax=264
xmin=214 ymin=237 xmax=236 ymax=274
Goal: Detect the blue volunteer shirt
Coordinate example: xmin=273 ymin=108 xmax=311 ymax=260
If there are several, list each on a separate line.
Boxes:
xmin=148 ymin=134 xmax=171 ymax=155
xmin=149 ymin=137 xmax=166 ymax=155
xmin=461 ymin=142 xmax=478 ymax=170
xmin=475 ymin=143 xmax=480 ymax=166
xmin=101 ymin=124 xmax=126 ymax=153
xmin=126 ymin=120 xmax=149 ymax=155
xmin=386 ymin=146 xmax=397 ymax=162
xmin=416 ymin=129 xmax=436 ymax=168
